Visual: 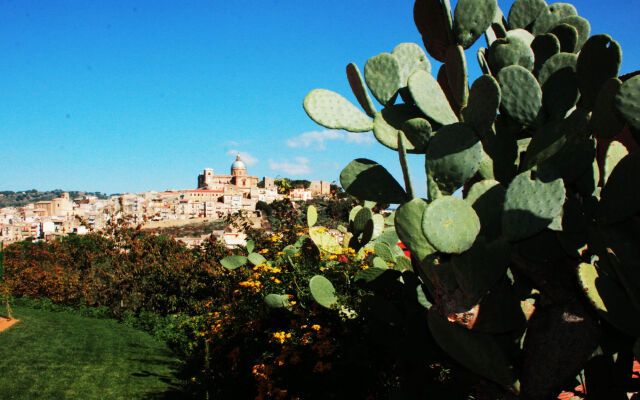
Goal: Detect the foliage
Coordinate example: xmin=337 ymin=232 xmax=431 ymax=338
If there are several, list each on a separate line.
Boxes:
xmin=3 ymin=229 xmax=229 ymax=318
xmin=0 ymin=189 xmax=109 ymax=208
xmin=304 ymin=0 xmax=640 ymax=398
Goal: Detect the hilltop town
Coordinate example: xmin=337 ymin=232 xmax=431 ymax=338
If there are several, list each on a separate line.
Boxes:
xmin=0 ymin=155 xmax=330 ymax=246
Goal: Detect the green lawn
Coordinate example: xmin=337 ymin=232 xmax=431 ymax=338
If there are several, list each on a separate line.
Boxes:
xmin=0 ymin=306 xmax=184 ymax=399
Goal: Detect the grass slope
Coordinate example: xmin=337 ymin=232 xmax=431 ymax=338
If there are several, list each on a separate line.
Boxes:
xmin=0 ymin=306 xmax=183 ymax=399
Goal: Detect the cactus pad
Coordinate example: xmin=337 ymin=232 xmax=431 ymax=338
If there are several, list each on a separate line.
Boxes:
xmin=540 ymin=56 xmax=580 ymax=119
xmin=452 ymin=237 xmax=511 ymax=306
xmin=309 ymin=275 xmax=338 ymax=309
xmin=558 ymin=15 xmax=590 ymax=51
xmin=507 ymin=0 xmax=547 ymax=30
xmin=354 ymin=206 xmax=373 ymax=234
xmin=364 ymin=53 xmax=402 ymax=107
xmin=373 ymin=104 xmax=426 ymax=152
xmin=413 ymin=0 xmax=454 ymax=62
xmin=465 ymin=179 xmax=506 ymax=240
xmin=453 ymin=0 xmax=498 ymax=49
xmin=487 ymin=31 xmax=535 ymax=73
xmin=532 ymin=3 xmax=577 ymax=36
xmin=346 ymin=62 xmax=378 ymax=118
xmin=461 ymin=74 xmax=501 ymax=135
xmin=549 ymin=22 xmax=577 ymax=53
xmin=588 ymin=78 xmax=624 ymax=138
xmin=425 ymin=122 xmax=483 ymax=194
xmin=576 ymin=34 xmax=622 ymax=111
xmin=603 ymin=141 xmax=628 ymax=186
xmin=422 ymin=196 xmax=480 ymax=254
xmin=310 ymin=226 xmax=342 ymax=254
xmin=392 ymin=43 xmax=431 ymax=86
xmin=577 ymin=262 xmax=640 ymax=336
xmin=614 ymin=75 xmax=640 ymax=132
xmin=307 ymin=205 xmax=317 ymax=227
xmin=303 ymin=89 xmax=373 ymax=132
xmin=395 ymin=198 xmax=437 ymax=261
xmin=445 ymin=45 xmax=469 ymax=110
xmin=408 ymin=69 xmax=458 ymax=126
xmin=340 ymin=158 xmax=408 ymax=204
xmin=596 ymin=151 xmax=640 ymax=224
xmin=220 ymin=255 xmax=248 ymax=270
xmin=503 ymin=169 xmax=566 ymax=241
xmin=428 ymin=311 xmax=516 ymax=386
xmin=248 ymin=252 xmax=267 ymax=266
xmin=497 ymin=65 xmax=542 ymax=127
xmin=537 ymin=52 xmax=577 ymax=86
xmin=264 ymin=294 xmax=292 ymax=310
xmin=531 ymin=33 xmax=560 ymax=75
xmin=477 ymin=47 xmax=491 ymax=75
xmin=401 ymin=118 xmax=432 ymax=153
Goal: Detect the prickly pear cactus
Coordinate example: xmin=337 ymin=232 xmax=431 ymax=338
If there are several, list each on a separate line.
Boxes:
xmin=304 ymin=1 xmax=640 ymax=398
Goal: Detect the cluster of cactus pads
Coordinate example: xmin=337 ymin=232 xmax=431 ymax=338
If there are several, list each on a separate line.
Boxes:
xmin=304 ymin=0 xmax=640 ymax=397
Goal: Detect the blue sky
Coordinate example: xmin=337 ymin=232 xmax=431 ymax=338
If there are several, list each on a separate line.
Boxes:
xmin=0 ymin=0 xmax=638 ymax=195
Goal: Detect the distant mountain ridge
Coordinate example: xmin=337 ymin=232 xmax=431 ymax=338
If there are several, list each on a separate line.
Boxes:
xmin=0 ymin=189 xmax=110 ymax=208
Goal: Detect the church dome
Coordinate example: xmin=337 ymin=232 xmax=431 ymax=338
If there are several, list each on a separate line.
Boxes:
xmin=231 ymin=155 xmax=246 ymax=171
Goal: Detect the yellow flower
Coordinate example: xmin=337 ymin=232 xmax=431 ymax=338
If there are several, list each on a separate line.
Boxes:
xmin=311 ymin=324 xmax=321 ymax=331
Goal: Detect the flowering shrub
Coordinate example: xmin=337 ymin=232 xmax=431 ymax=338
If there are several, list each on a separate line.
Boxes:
xmin=4 ymin=201 xmax=475 ymax=398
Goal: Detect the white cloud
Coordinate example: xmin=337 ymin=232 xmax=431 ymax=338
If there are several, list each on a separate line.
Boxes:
xmin=286 ymin=130 xmax=374 ymax=150
xmin=224 ymin=140 xmax=240 ymax=147
xmin=268 ymin=157 xmax=312 ymax=176
xmin=226 ymin=150 xmax=258 ymax=167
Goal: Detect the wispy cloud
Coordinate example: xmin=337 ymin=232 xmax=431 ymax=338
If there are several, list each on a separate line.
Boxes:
xmin=269 ymin=157 xmax=312 ymax=176
xmin=226 ymin=150 xmax=258 ymax=167
xmin=286 ymin=130 xmax=374 ymax=150
xmin=224 ymin=140 xmax=240 ymax=147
